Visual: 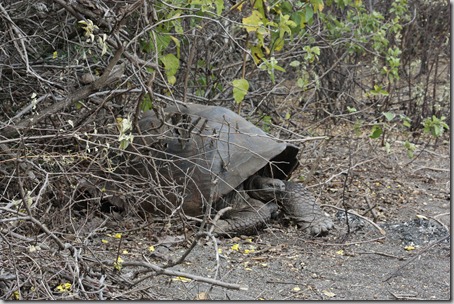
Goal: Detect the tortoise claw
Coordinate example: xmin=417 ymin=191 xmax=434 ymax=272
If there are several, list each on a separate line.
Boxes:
xmin=294 ymin=214 xmax=334 ymax=236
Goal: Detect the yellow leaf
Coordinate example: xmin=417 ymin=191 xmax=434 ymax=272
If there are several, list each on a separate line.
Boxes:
xmin=260 ymin=263 xmax=268 ymax=267
xmin=168 ymin=75 xmax=176 ymax=85
xmin=416 ymin=214 xmax=428 ymax=220
xmin=336 ymin=249 xmax=344 ymax=255
xmin=114 ymin=256 xmax=124 ymax=271
xmin=55 ymin=282 xmax=72 ymax=293
xmin=122 ymin=250 xmax=129 ymax=254
xmin=242 ymin=10 xmax=264 ymax=33
xmin=113 ymin=233 xmax=122 ymax=239
xmin=245 ymin=238 xmax=253 ymax=243
xmin=148 ymin=245 xmax=155 ymax=252
xmin=63 ymin=283 xmax=71 ymax=290
xmin=404 ymin=245 xmax=415 ymax=251
xmin=231 ymin=243 xmax=240 ymax=251
xmin=52 ymin=51 xmax=58 ymax=59
xmin=313 ymin=0 xmax=324 ymax=12
xmin=232 ymin=78 xmax=249 ymax=104
xmin=292 ymin=286 xmax=301 ymax=292
xmin=218 ymin=248 xmax=222 ymax=254
xmin=101 ymin=239 xmax=109 ymax=244
xmin=12 ymin=290 xmax=20 ymax=300
xmin=172 ymin=276 xmax=192 ymax=282
xmin=245 ymin=267 xmax=252 ymax=271
xmin=322 ymin=290 xmax=336 ymax=297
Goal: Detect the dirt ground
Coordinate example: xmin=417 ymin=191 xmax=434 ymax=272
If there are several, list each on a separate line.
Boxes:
xmin=96 ymin=128 xmax=450 ymax=301
xmin=2 ymin=120 xmax=449 ymax=301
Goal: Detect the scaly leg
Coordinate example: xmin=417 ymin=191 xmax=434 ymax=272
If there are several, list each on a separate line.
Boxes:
xmin=212 ymin=198 xmax=273 ymax=236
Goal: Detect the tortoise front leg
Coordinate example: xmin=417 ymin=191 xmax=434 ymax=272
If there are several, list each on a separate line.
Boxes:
xmin=281 ymin=181 xmax=334 ymax=236
xmin=246 ymin=176 xmax=334 ymax=236
xmin=212 ymin=198 xmax=273 ymax=237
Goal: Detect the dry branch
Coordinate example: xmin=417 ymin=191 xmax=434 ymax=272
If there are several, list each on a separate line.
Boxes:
xmin=101 ymin=259 xmax=248 ymax=291
xmin=2 ymin=47 xmax=125 ymax=139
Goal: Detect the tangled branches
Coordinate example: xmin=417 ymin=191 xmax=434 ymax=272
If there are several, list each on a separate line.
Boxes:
xmin=0 ymin=1 xmax=249 ymax=299
xmin=0 ymin=0 xmax=450 ymax=300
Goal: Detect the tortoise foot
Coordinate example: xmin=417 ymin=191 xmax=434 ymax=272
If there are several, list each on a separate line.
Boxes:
xmin=294 ymin=213 xmax=334 ymax=236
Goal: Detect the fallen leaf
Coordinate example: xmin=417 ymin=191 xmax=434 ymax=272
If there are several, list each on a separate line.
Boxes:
xmin=114 ymin=256 xmax=124 ymax=270
xmin=292 ymin=286 xmax=301 ymax=292
xmin=55 ymin=282 xmax=72 ymax=293
xmin=231 ymin=243 xmax=240 ymax=251
xmin=416 ymin=214 xmax=428 ymax=220
xmin=193 ymin=292 xmax=210 ymax=300
xmin=322 ymin=290 xmax=336 ymax=297
xmin=404 ymin=245 xmax=415 ymax=251
xmin=336 ymin=249 xmax=344 ymax=255
xmin=172 ymin=276 xmax=192 ymax=283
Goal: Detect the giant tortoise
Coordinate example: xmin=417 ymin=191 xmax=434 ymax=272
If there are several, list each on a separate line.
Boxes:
xmin=127 ymin=103 xmax=333 ymax=236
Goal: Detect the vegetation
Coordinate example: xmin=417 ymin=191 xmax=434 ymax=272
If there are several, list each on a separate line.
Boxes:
xmin=0 ymin=0 xmax=449 ymax=300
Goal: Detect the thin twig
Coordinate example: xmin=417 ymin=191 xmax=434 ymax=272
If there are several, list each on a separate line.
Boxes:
xmin=356 ymin=250 xmax=406 ymax=260
xmin=209 ymin=206 xmax=232 ymax=234
xmin=0 ymin=207 xmax=71 ymax=252
xmin=413 ymin=166 xmax=450 ymax=172
xmin=101 ymin=259 xmax=248 ymax=291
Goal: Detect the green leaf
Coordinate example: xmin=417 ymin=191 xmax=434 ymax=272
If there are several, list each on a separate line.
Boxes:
xmin=404 ymin=140 xmax=415 ymax=158
xmin=154 ymin=33 xmax=171 ymax=54
xmin=296 ymin=77 xmax=306 ymax=88
xmin=273 ymin=37 xmax=285 ymax=52
xmin=140 ymin=94 xmax=153 ymax=112
xmin=399 ymin=114 xmax=411 ymax=128
xmin=160 ymin=53 xmax=180 ymax=83
xmin=312 ymin=46 xmax=320 ymax=56
xmin=289 ymin=60 xmax=301 ymax=67
xmin=232 ymin=78 xmax=249 ymax=104
xmin=347 ymin=106 xmax=357 ymax=113
xmin=422 ymin=115 xmax=449 ymax=138
xmin=369 ymin=125 xmax=383 ymax=139
xmin=278 ymin=14 xmax=296 ymax=39
xmin=383 ymin=112 xmax=395 ymax=121
xmin=214 ymin=0 xmax=224 ymax=15
xmin=304 ymin=6 xmax=314 ymax=24
xmin=269 ymin=57 xmax=286 ymax=72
